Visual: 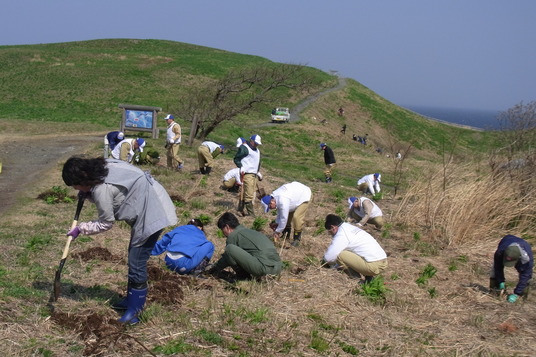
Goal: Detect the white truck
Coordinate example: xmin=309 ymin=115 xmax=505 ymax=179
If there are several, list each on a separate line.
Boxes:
xmin=271 ymin=107 xmax=290 ymax=123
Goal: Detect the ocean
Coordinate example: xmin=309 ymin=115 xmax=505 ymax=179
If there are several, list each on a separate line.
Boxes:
xmin=404 ymin=106 xmax=502 ymax=130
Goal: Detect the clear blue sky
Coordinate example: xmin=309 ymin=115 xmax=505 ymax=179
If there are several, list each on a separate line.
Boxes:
xmin=2 ymin=0 xmax=535 ymax=111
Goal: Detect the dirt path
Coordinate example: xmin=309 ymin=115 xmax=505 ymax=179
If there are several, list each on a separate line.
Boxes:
xmin=0 ymin=133 xmax=100 ymax=216
xmin=290 ymin=76 xmax=347 ymax=122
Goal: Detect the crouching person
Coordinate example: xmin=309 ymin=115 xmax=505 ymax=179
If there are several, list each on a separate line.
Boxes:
xmin=151 ymin=219 xmax=214 ymax=276
xmin=207 ymin=212 xmax=282 ymax=281
xmin=489 ymin=234 xmax=533 ymax=303
xmin=323 ymin=214 xmax=387 ymax=283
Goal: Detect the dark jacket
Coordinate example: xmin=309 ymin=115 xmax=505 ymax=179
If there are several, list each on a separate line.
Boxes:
xmin=493 ymin=235 xmax=533 ymax=295
xmin=323 ymin=146 xmax=336 ymax=165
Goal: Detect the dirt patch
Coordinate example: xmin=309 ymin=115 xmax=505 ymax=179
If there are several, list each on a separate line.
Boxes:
xmin=0 ymin=131 xmax=101 ymax=215
xmin=50 ymin=253 xmax=214 ymax=355
xmin=73 ymin=247 xmax=124 ymax=263
xmin=50 ymin=311 xmax=134 ymax=356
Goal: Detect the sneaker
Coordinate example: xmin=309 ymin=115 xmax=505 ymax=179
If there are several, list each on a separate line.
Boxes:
xmin=177 ymin=163 xmax=184 ymax=170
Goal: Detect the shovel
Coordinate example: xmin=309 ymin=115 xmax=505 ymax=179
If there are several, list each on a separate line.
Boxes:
xmin=51 ymin=196 xmax=85 ymax=302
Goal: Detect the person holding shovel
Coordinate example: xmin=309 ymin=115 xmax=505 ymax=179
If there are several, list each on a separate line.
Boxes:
xmin=489 ymin=235 xmax=533 ymax=303
xmin=62 ymin=156 xmax=177 ymax=324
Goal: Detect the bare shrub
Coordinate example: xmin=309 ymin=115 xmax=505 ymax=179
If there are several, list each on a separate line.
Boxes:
xmin=393 ymin=162 xmax=535 ymax=246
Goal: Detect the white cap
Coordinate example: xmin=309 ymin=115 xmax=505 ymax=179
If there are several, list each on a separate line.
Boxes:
xmin=251 ymin=134 xmax=262 ymax=145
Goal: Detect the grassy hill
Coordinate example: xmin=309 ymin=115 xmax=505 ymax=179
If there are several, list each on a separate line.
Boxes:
xmin=0 ymin=39 xmax=496 ymax=155
xmin=1 ymin=39 xmax=534 ymax=356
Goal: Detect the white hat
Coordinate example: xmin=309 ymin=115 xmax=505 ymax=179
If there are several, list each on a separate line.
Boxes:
xmin=236 ymin=137 xmax=246 ymax=147
xmin=250 ymin=134 xmax=262 ymax=145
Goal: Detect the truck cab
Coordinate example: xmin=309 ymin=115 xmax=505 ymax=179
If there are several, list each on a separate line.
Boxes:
xmin=271 ymin=107 xmax=290 ymax=123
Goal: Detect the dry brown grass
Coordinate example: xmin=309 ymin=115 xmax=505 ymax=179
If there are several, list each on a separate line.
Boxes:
xmin=394 ymin=161 xmax=536 ymax=247
xmin=1 ymin=124 xmax=535 ymax=356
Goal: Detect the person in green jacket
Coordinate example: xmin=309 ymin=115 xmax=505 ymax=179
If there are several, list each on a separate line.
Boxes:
xmin=208 ymin=212 xmax=282 ymax=280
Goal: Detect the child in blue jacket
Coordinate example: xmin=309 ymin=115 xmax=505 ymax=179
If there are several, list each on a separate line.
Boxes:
xmin=152 ymin=219 xmax=214 ymax=275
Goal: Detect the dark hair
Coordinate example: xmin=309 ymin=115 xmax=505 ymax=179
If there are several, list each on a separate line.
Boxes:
xmin=217 ymin=212 xmax=240 ymax=230
xmin=188 ymin=218 xmax=204 ymax=231
xmin=324 ymin=214 xmax=343 ymax=230
xmin=62 ymin=156 xmax=108 ymax=187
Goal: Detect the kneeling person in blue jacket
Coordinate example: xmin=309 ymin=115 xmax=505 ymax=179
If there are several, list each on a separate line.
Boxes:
xmin=490 ymin=235 xmax=533 ymax=303
xmin=151 ymin=219 xmax=214 ymax=275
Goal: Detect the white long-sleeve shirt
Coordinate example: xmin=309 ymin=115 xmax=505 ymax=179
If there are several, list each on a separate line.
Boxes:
xmin=357 ymin=174 xmax=381 ymax=195
xmin=324 ymin=223 xmax=387 ymax=263
xmin=273 ymin=182 xmax=311 ymax=233
xmin=223 ymin=167 xmax=242 ymax=185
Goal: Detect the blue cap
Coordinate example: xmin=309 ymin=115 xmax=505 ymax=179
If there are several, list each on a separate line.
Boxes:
xmin=320 ymin=143 xmax=326 ymax=148
xmin=260 ymin=195 xmax=272 ymax=213
xmin=348 ymin=197 xmax=357 ymax=209
xmin=219 ymin=144 xmax=225 ymax=151
xmin=164 ymin=114 xmax=175 ymax=120
xmin=136 ymin=138 xmax=146 ymax=152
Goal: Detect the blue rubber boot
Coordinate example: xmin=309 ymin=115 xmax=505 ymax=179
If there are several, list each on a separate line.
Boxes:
xmin=118 ymin=287 xmax=147 ymax=325
xmin=111 ymin=298 xmax=128 ymax=311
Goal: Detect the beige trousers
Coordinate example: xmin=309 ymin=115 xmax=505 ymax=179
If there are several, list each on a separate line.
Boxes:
xmin=197 ymin=145 xmax=214 ymax=168
xmin=167 ymin=143 xmax=182 ymax=168
xmin=337 ymin=250 xmax=388 ymax=277
xmin=287 ymin=201 xmax=310 ymax=233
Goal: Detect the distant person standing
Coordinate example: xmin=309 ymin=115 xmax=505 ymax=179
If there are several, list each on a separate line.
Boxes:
xmin=197 ymin=141 xmax=224 ymax=175
xmin=357 ymin=173 xmax=381 ymax=196
xmin=338 ymin=107 xmax=344 ymax=116
xmin=320 ymin=143 xmax=336 ymax=183
xmin=341 ymin=124 xmax=347 ymax=134
xmin=111 ymin=138 xmax=145 ymax=163
xmin=347 ymin=196 xmax=384 ymax=230
xmin=103 ymin=131 xmax=124 ymax=158
xmin=233 ymin=134 xmax=262 ymax=216
xmin=165 ymin=114 xmax=184 ymax=170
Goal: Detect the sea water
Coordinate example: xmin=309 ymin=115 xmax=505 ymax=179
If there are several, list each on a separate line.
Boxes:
xmin=405 ymin=106 xmax=502 ymax=130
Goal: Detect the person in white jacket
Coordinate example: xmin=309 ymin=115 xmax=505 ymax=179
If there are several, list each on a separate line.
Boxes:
xmin=261 ymin=181 xmax=312 ymax=247
xmin=347 ymin=196 xmax=384 ymax=230
xmin=357 ymin=173 xmax=381 ymax=195
xmin=323 ymin=214 xmax=387 ymax=283
xmin=111 ymin=138 xmax=145 ymax=163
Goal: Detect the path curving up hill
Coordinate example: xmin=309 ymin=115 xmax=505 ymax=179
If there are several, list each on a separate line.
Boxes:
xmin=290 ymin=76 xmax=347 ymax=123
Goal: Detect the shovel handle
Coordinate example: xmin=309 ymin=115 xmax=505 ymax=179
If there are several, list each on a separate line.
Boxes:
xmin=60 ymin=197 xmax=85 ymax=259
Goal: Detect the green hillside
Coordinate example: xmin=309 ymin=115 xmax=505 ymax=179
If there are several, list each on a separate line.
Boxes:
xmin=0 ymin=38 xmax=497 ymax=157
xmin=0 ymin=39 xmax=331 ymax=125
